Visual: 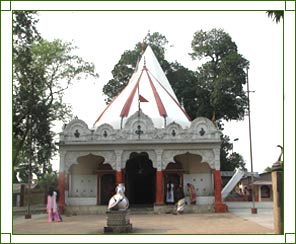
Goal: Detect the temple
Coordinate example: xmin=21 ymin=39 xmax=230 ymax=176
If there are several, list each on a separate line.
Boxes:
xmin=58 ymin=45 xmax=227 ymax=213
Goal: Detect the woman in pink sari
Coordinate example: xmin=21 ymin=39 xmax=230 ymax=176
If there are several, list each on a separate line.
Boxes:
xmin=46 ymin=187 xmax=62 ymax=222
xmin=187 ymin=183 xmax=197 ymax=205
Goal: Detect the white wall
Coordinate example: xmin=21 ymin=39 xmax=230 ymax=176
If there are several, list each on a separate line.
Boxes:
xmin=69 ymin=175 xmax=97 ymax=197
xmin=184 ymin=173 xmax=214 ymax=197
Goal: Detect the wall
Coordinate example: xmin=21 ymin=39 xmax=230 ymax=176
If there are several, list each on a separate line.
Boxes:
xmin=69 ymin=175 xmax=97 ymax=197
xmin=184 ymin=173 xmax=214 ymax=197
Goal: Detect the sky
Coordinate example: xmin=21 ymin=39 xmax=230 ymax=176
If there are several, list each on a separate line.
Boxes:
xmin=35 ymin=10 xmax=284 ymax=174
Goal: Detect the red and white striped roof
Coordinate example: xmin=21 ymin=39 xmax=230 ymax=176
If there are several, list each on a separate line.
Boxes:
xmin=94 ymin=45 xmax=191 ymax=129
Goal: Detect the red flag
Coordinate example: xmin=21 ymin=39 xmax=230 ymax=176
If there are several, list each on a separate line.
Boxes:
xmin=139 ymin=95 xmax=149 ymax=102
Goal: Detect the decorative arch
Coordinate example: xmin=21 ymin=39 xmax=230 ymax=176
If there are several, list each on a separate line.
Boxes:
xmin=122 ymin=150 xmax=156 ymax=169
xmin=63 ymin=118 xmax=90 ymax=141
xmin=174 ymin=153 xmax=211 ymax=174
xmin=64 ymin=151 xmax=116 ymax=172
xmin=162 ymin=149 xmax=215 ymax=170
xmin=69 ymin=154 xmax=105 ymax=176
xmin=164 ymin=122 xmax=183 ymax=139
xmin=189 ymin=117 xmax=221 ymax=139
xmin=95 ymin=123 xmax=115 ymax=140
xmin=122 ymin=110 xmax=156 ymax=140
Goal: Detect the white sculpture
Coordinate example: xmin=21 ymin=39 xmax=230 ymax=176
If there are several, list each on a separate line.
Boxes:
xmin=107 ymin=183 xmax=129 ymax=211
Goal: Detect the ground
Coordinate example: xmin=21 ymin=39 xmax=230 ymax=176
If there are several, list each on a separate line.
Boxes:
xmin=13 ymin=204 xmax=274 ymax=235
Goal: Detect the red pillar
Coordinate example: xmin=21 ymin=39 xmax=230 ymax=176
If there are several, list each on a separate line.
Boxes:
xmin=213 ymin=170 xmax=228 ymax=213
xmin=115 ymin=170 xmax=123 ymax=185
xmin=58 ymin=172 xmax=65 ymax=213
xmin=155 ymin=170 xmax=164 ymax=205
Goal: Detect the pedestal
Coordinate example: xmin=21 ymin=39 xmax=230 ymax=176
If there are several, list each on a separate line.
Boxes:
xmin=104 ymin=210 xmax=132 ymax=233
xmin=251 ymin=207 xmax=257 ymax=214
xmin=24 ymin=214 xmax=32 ymax=219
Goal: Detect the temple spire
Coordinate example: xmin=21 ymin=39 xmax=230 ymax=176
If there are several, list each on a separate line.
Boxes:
xmin=94 ymin=45 xmax=191 ymax=129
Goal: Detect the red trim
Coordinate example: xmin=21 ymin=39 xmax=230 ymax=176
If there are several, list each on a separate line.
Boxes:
xmin=149 ymin=71 xmax=191 ymax=121
xmin=58 ymin=172 xmax=65 ymax=213
xmin=115 ymin=171 xmax=123 ymax=185
xmin=155 ymin=170 xmax=164 ymax=204
xmin=94 ymin=85 xmax=128 ymax=126
xmin=213 ymin=170 xmax=228 ymax=213
xmin=214 ymin=170 xmax=222 ymax=203
xmin=145 ymin=68 xmax=167 ymax=117
xmin=120 ymin=69 xmax=144 ymax=117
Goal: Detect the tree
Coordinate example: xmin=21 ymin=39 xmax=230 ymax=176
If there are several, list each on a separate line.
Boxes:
xmin=220 ymin=135 xmax=246 ymax=171
xmin=263 ymin=166 xmax=273 ymax=173
xmin=190 ymin=28 xmax=250 ymax=123
xmin=36 ymin=167 xmax=59 ymax=204
xmin=13 ymin=11 xmax=98 ymax=182
xmin=166 ymin=62 xmax=199 ymax=119
xmin=267 ymin=11 xmax=284 ymax=23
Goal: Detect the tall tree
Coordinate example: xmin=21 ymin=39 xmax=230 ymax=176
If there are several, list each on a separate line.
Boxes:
xmin=13 ymin=11 xmax=98 ymax=182
xmin=190 ymin=28 xmax=249 ymax=123
xmin=190 ymin=29 xmax=249 ymax=171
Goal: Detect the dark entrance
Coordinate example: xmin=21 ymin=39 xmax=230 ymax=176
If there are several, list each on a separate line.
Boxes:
xmin=100 ymin=174 xmax=116 ymax=205
xmin=125 ymin=152 xmax=156 ymax=205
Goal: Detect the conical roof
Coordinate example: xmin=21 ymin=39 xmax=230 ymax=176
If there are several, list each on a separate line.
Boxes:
xmin=94 ymin=45 xmax=191 ymax=129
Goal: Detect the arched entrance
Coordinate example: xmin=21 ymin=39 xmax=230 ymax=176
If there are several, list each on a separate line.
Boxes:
xmin=125 ymin=152 xmax=156 ymax=205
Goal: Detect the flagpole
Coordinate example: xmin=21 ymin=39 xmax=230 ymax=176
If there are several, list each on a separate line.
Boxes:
xmin=138 ymin=83 xmax=140 ymax=113
xmin=137 ymin=82 xmax=141 ymax=139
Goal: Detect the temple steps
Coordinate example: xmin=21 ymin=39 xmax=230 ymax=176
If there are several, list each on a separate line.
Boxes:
xmin=64 ymin=204 xmax=215 ymax=216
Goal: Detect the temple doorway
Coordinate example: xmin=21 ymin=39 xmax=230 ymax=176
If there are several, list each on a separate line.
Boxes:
xmin=125 ymin=152 xmax=156 ymax=206
xmin=100 ymin=174 xmax=115 ymax=205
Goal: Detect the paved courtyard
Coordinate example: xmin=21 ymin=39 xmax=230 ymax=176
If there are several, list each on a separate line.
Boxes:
xmin=13 ymin=203 xmax=274 ymax=235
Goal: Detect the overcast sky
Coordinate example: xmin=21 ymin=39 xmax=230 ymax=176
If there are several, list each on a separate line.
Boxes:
xmin=35 ymin=10 xmax=285 ymax=174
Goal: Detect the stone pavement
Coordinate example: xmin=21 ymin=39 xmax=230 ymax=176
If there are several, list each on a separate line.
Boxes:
xmin=13 ymin=203 xmax=274 ymax=235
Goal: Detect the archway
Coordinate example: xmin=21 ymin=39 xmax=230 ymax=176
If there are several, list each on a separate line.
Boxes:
xmin=174 ymin=152 xmax=214 ymax=197
xmin=125 ymin=152 xmax=156 ymax=206
xmin=68 ymin=154 xmax=104 ymax=205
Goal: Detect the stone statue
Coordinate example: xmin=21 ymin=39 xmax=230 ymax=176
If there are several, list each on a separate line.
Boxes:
xmin=107 ymin=183 xmax=129 ymax=211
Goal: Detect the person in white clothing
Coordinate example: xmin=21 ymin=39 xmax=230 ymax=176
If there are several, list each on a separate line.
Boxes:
xmin=166 ymin=181 xmax=175 ymax=204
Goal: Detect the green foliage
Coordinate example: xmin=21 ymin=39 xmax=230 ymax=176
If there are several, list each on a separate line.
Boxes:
xmin=166 ymin=62 xmax=199 ymax=119
xmin=264 ymin=166 xmax=273 ymax=173
xmin=37 ymin=167 xmax=58 ymax=191
xmin=103 ymin=32 xmax=169 ymax=104
xmin=190 ymin=29 xmax=249 ymax=122
xmin=220 ymin=135 xmax=246 ymax=171
xmin=267 ymin=11 xmax=284 ymax=23
xmin=13 ymin=11 xmax=98 ymax=182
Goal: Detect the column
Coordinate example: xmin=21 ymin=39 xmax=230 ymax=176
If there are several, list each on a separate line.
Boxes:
xmin=155 ymin=150 xmax=164 ymax=205
xmin=115 ymin=150 xmax=123 ymax=185
xmin=272 ymin=161 xmax=283 ymax=234
xmin=213 ymin=169 xmax=227 ymax=213
xmin=58 ymin=172 xmax=65 ymax=213
xmin=115 ymin=171 xmax=123 ymax=185
xmin=155 ymin=171 xmax=164 ymax=204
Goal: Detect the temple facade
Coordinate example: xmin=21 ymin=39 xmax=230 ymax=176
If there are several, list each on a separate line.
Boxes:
xmin=58 ymin=46 xmax=227 ymax=213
